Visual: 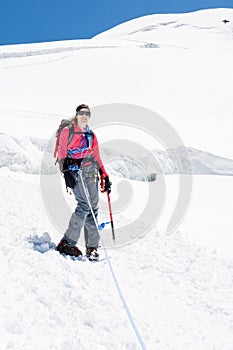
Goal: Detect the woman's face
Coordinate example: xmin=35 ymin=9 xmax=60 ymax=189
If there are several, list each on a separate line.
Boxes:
xmin=76 ymin=109 xmax=91 ymax=128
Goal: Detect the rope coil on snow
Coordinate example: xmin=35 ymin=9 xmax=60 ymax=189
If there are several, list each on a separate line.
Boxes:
xmin=79 ymin=170 xmax=148 ymax=350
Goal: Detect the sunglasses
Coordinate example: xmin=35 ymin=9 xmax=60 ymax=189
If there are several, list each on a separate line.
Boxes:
xmin=77 ymin=110 xmax=91 ymax=117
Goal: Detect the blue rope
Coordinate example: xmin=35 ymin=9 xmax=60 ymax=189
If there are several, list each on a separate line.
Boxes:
xmin=79 ymin=170 xmax=148 ymax=350
xmin=68 ymin=164 xmax=79 ymax=171
xmin=67 ymin=126 xmax=92 ymax=158
xmin=67 ymin=147 xmax=88 ymax=156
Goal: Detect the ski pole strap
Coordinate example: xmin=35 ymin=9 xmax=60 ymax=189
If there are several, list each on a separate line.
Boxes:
xmin=98 ymin=222 xmax=110 ymax=231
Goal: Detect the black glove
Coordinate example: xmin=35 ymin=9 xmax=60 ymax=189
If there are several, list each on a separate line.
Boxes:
xmin=64 ymin=171 xmax=76 ymax=189
xmin=59 ymin=158 xmax=65 ymax=173
xmin=103 ymin=176 xmax=112 ymax=194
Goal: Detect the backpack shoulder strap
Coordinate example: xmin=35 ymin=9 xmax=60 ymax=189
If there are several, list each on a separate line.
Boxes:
xmin=69 ymin=129 xmax=94 ymax=147
xmin=67 ymin=124 xmax=74 ymax=145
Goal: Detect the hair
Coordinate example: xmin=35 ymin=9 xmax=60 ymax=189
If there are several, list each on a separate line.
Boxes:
xmin=70 ymin=116 xmax=77 ymax=125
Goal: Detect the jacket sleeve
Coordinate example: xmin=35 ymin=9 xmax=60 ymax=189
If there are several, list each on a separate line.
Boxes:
xmin=58 ymin=127 xmax=69 ymax=160
xmin=92 ymin=134 xmax=108 ymax=177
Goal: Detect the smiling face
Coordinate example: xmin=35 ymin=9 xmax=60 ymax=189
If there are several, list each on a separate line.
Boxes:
xmin=76 ymin=108 xmax=91 ymax=128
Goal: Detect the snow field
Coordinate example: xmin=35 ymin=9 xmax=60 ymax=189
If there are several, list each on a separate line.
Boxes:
xmin=1 ymin=168 xmax=233 ymax=349
xmin=1 ymin=8 xmax=233 ymax=350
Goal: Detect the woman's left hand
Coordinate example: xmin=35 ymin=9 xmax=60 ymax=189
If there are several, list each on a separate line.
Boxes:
xmin=100 ymin=175 xmax=112 ymax=194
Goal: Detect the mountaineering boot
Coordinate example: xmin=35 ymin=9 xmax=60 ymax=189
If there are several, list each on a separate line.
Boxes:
xmin=56 ymin=239 xmax=82 ymax=257
xmin=86 ymin=247 xmax=99 ymax=261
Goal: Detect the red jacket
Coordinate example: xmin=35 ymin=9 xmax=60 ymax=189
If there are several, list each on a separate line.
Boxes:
xmin=58 ymin=124 xmax=108 ymax=177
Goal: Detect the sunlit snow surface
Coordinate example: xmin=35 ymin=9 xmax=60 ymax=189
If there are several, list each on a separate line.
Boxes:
xmin=1 ymin=8 xmax=233 ymax=350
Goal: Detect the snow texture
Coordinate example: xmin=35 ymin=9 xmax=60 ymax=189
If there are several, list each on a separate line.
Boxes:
xmin=1 ymin=8 xmax=233 ymax=350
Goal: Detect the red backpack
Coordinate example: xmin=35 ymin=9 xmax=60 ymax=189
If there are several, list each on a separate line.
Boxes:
xmin=54 ymin=119 xmax=73 ymax=160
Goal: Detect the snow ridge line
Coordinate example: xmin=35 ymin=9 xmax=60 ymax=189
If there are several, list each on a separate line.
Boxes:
xmin=79 ymin=171 xmax=148 ymax=350
xmin=0 ymin=45 xmax=116 ymax=60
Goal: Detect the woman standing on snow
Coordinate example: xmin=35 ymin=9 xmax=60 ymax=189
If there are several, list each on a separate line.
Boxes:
xmin=56 ymin=104 xmax=111 ymax=261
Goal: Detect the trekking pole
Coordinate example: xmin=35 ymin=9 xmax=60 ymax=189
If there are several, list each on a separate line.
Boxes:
xmin=107 ymin=192 xmax=115 ymax=243
xmin=100 ymin=175 xmax=115 ymax=242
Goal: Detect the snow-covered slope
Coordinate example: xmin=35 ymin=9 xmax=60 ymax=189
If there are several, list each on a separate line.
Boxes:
xmin=1 ymin=169 xmax=233 ymax=350
xmin=0 ymin=10 xmax=233 ymax=158
xmin=94 ymin=8 xmax=233 ymax=50
xmin=1 ymin=8 xmax=233 ymax=350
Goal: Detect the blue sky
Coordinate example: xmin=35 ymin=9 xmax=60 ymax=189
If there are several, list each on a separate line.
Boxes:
xmin=0 ymin=0 xmax=232 ymax=45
